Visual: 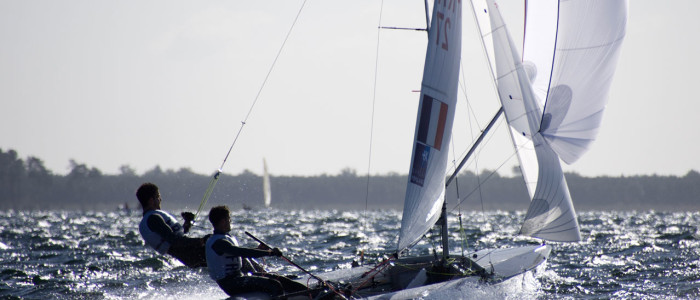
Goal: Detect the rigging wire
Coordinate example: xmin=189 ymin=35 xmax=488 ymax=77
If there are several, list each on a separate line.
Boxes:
xmin=446 ymin=17 xmax=498 ymax=183
xmin=193 ymin=0 xmax=310 ymax=220
xmin=433 ymin=0 xmax=518 ymax=263
xmin=449 ymin=16 xmax=491 ymax=255
xmin=362 ymin=0 xmax=384 ymax=239
xmin=449 ymin=129 xmax=461 ymax=255
xmin=450 ymin=139 xmax=470 ymax=257
xmin=445 ymin=107 xmax=511 ymax=211
xmin=450 ymin=147 xmax=520 ymax=211
xmin=465 ymin=0 xmax=503 ymax=256
xmin=449 ymin=94 xmax=464 ymax=255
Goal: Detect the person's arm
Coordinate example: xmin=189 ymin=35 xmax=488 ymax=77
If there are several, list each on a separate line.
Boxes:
xmin=146 ymin=214 xmax=203 ymax=247
xmin=211 ymin=238 xmax=279 ymax=258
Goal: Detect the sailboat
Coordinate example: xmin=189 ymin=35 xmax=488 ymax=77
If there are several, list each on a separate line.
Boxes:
xmin=285 ymin=0 xmax=627 ymax=299
xmin=263 ymin=158 xmax=271 ymax=208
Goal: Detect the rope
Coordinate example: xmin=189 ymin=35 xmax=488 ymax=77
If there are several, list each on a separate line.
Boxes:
xmin=362 ymin=0 xmax=384 ymax=237
xmin=450 ymin=123 xmax=466 ymax=256
xmin=449 ymin=147 xmax=520 ymax=212
xmin=387 ymin=258 xmax=477 ymax=277
xmin=458 ymin=212 xmax=468 ymax=256
xmin=351 ymin=255 xmax=395 ymax=295
xmin=280 ymin=256 xmax=346 ymax=298
xmin=193 ymin=0 xmax=309 ymax=220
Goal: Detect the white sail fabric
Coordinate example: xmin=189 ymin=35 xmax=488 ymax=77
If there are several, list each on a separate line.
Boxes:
xmin=524 ymin=0 xmax=628 ymax=164
xmin=263 ymin=158 xmax=271 ymax=208
xmin=472 ymin=0 xmax=539 ymax=198
xmin=520 ymin=131 xmax=581 ymax=241
xmin=479 ymin=0 xmax=581 ymax=242
xmin=397 ymin=0 xmax=462 ymax=253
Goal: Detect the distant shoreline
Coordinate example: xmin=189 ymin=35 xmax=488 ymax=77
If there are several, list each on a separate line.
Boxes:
xmin=1 ymin=148 xmax=699 ymax=211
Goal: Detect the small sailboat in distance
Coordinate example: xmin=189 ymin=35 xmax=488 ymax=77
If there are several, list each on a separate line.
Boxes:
xmin=263 ymin=158 xmax=271 ymax=208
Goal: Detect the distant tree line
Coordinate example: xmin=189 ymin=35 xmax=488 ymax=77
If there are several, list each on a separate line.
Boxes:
xmin=1 ymin=148 xmax=699 ymax=211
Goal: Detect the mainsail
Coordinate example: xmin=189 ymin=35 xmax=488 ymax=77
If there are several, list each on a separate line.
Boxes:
xmin=397 ymin=0 xmax=462 ymax=253
xmin=474 ymin=0 xmax=627 ymax=242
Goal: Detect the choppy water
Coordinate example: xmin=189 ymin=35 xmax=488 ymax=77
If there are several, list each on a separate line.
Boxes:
xmin=1 ymin=209 xmax=699 ymax=299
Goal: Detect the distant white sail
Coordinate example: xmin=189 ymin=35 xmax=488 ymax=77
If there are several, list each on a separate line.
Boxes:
xmin=263 ymin=158 xmax=271 ymax=208
xmin=397 ymin=0 xmax=462 ymax=253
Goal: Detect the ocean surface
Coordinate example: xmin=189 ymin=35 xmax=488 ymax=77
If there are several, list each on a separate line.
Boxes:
xmin=1 ymin=209 xmax=699 ymax=299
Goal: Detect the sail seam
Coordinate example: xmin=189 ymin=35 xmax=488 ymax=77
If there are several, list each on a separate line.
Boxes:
xmin=495 ymin=68 xmax=519 ymax=81
xmin=533 ymin=146 xmax=579 ymax=240
xmin=484 ymin=24 xmax=506 ymax=39
xmin=557 ymin=35 xmax=627 ymax=52
xmin=538 ymin=0 xmax=561 ymax=134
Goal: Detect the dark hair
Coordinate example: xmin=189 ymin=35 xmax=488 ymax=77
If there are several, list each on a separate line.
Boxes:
xmin=209 ymin=205 xmax=230 ymax=226
xmin=136 ymin=182 xmax=158 ymax=207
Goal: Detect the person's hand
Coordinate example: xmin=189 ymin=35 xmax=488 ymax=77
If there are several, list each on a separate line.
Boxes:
xmin=181 ymin=212 xmax=195 ymax=222
xmin=181 ymin=212 xmax=195 ymax=233
xmin=257 ymin=243 xmax=271 ymax=250
xmin=270 ymin=248 xmax=283 ymax=257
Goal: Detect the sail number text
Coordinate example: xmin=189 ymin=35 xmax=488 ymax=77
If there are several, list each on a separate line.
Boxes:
xmin=435 ymin=0 xmax=460 ymax=51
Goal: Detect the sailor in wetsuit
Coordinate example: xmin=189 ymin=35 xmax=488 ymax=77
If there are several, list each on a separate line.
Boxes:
xmin=205 ymin=205 xmax=309 ymax=298
xmin=136 ymin=182 xmax=209 ymax=268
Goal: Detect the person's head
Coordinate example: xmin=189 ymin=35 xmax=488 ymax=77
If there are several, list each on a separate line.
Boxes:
xmin=209 ymin=205 xmax=231 ymax=232
xmin=136 ymin=182 xmax=161 ymax=212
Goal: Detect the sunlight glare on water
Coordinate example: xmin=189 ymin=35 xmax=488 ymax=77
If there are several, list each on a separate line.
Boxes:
xmin=0 ymin=209 xmax=699 ymax=299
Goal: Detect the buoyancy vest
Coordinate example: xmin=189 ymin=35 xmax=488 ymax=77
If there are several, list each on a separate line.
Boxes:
xmin=205 ymin=233 xmax=243 ymax=281
xmin=139 ymin=210 xmax=184 ymax=254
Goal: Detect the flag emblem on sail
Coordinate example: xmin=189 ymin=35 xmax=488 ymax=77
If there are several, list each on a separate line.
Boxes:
xmin=417 ymin=95 xmax=448 ymax=151
xmin=411 ymin=95 xmax=448 ymax=187
xmin=410 ymin=143 xmax=430 ymax=187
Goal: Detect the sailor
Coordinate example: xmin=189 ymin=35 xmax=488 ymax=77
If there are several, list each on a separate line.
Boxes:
xmin=136 ymin=182 xmax=209 ymax=268
xmin=205 ymin=205 xmax=310 ymax=298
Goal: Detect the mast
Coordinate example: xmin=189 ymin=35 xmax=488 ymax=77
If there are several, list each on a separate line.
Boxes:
xmin=422 ymin=0 xmax=451 ymax=261
xmin=423 ymin=0 xmax=430 ymax=33
xmin=420 ymin=0 xmax=451 ymax=262
xmin=440 ymin=201 xmax=449 ymax=259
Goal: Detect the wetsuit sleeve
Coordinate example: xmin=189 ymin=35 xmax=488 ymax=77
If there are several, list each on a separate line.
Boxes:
xmin=146 ymin=214 xmax=202 ymax=247
xmin=211 ymin=238 xmax=273 ymax=258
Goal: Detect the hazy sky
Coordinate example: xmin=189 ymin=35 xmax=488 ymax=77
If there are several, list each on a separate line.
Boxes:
xmin=1 ymin=0 xmax=698 ymax=178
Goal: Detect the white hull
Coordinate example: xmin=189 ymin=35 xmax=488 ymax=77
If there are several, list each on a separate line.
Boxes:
xmin=292 ymin=245 xmax=550 ymax=299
